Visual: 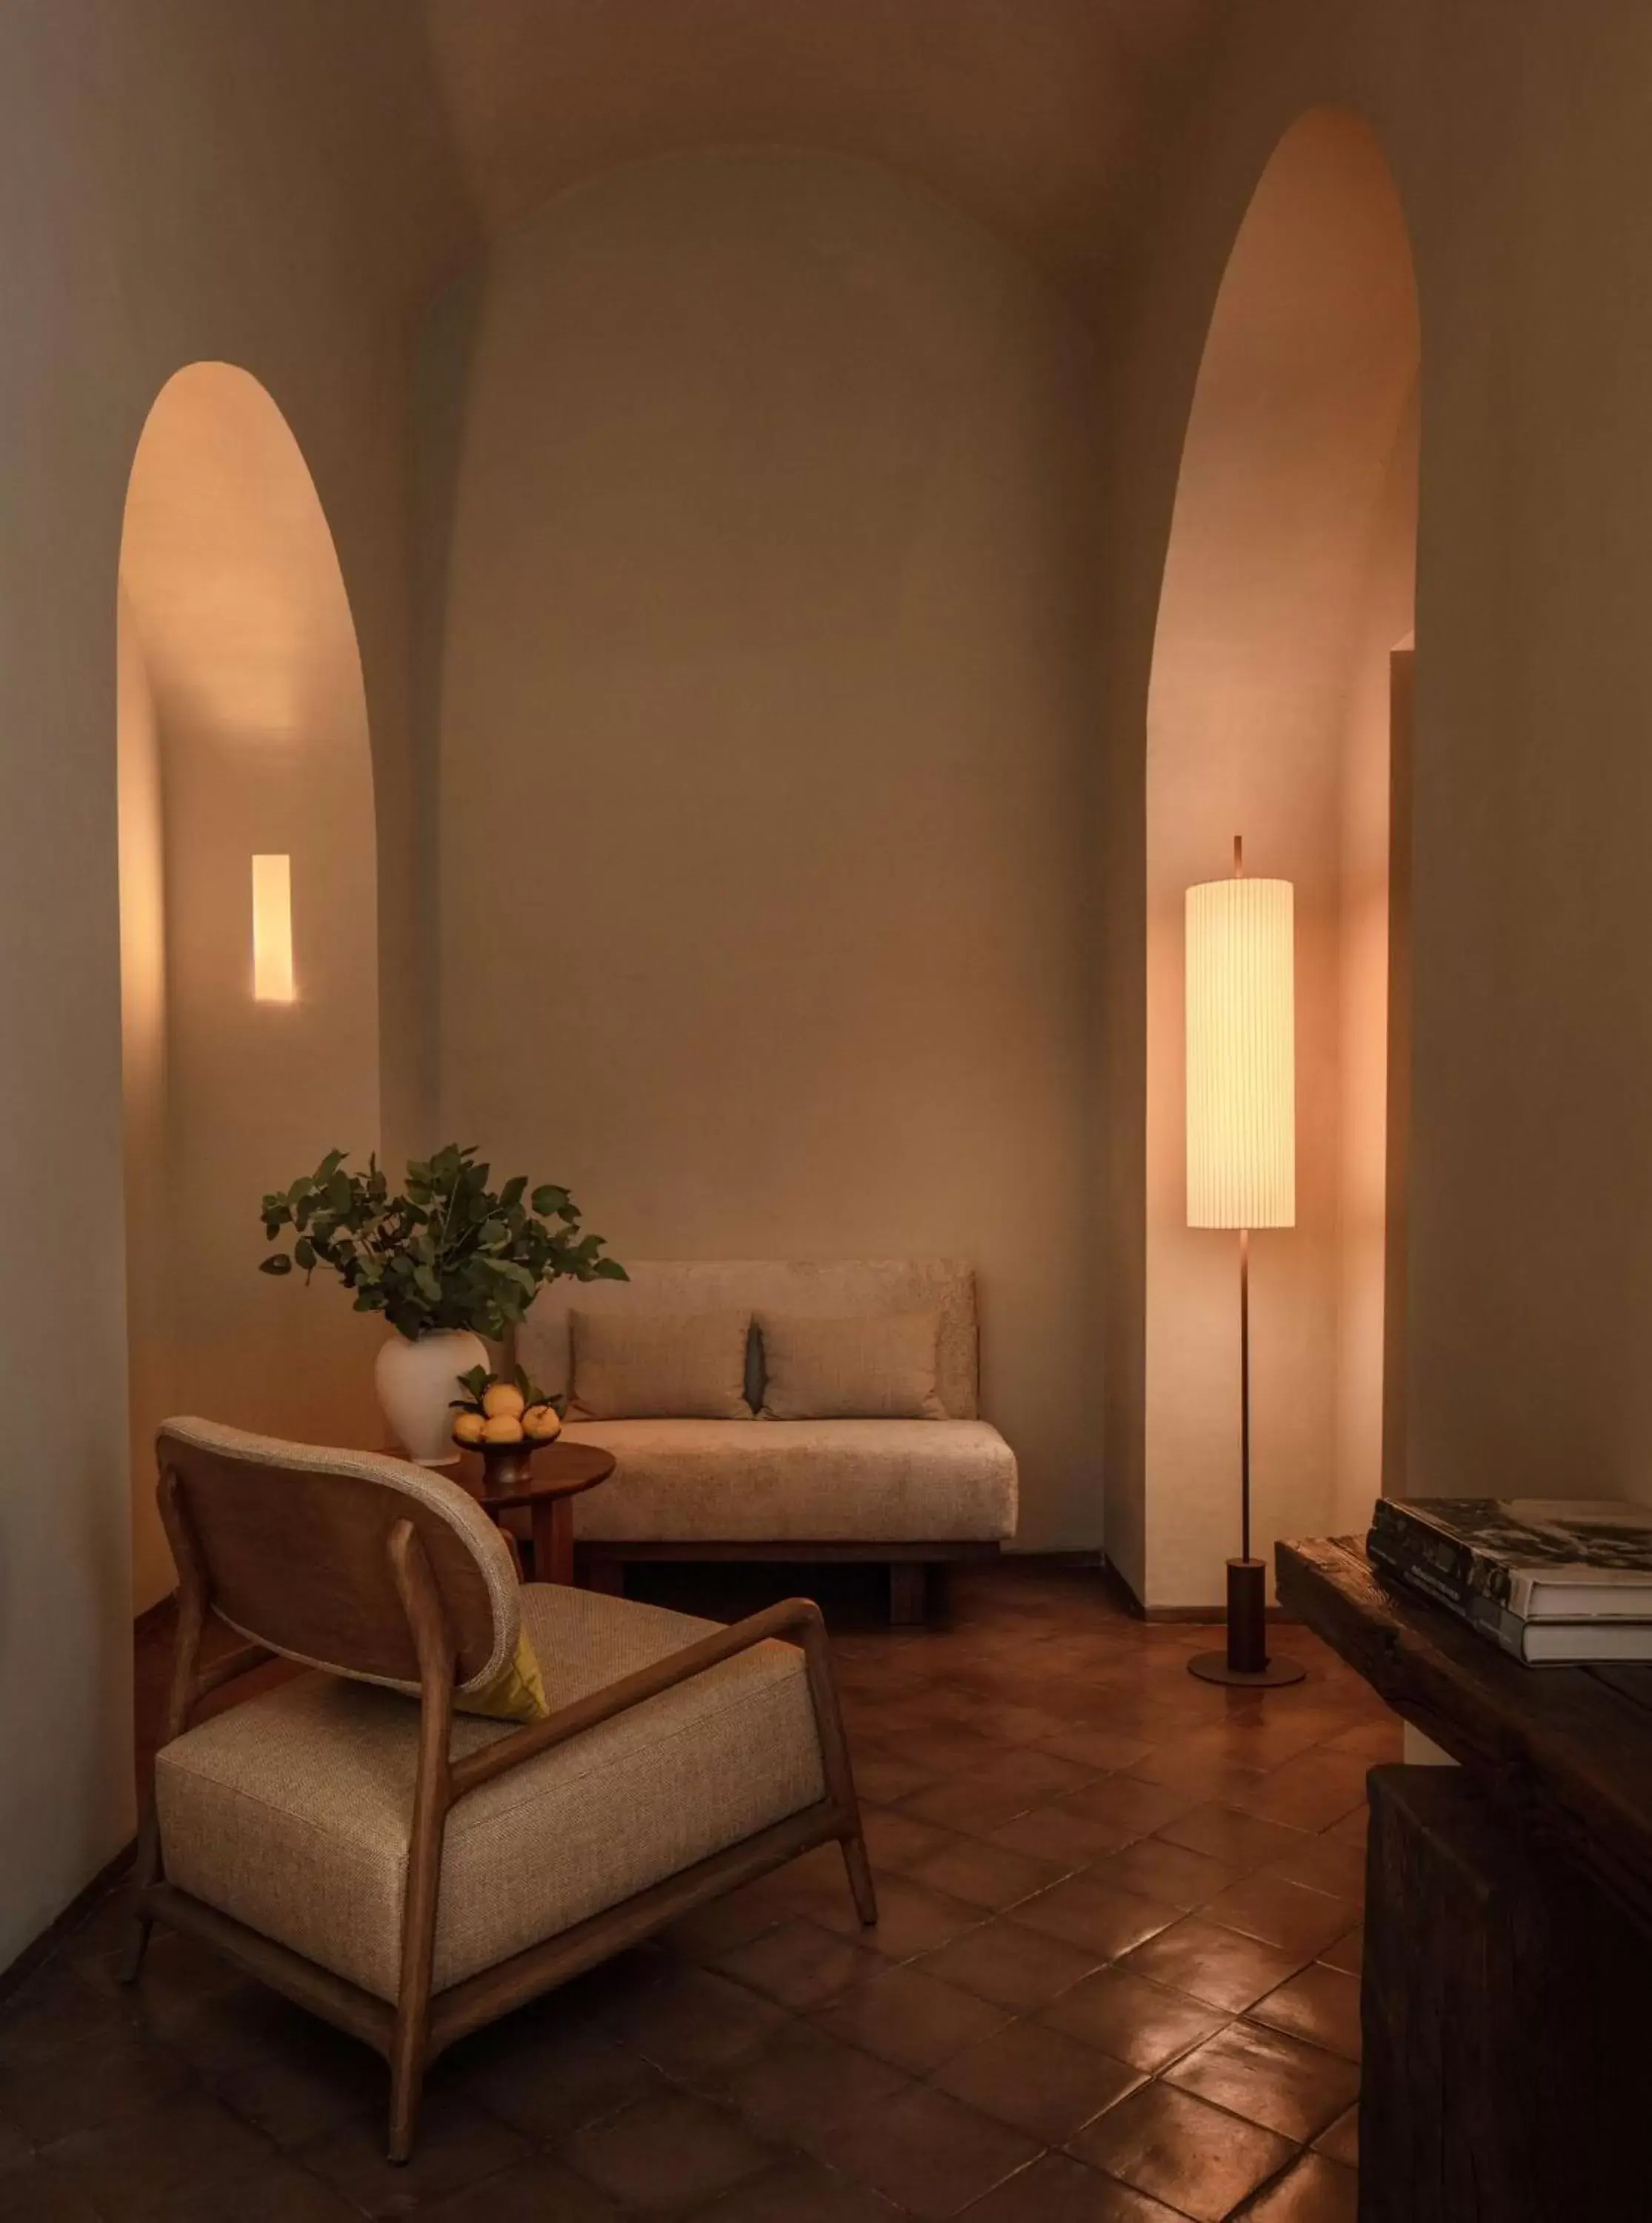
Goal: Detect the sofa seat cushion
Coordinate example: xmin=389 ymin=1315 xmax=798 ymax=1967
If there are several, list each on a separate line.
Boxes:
xmin=154 ymin=1586 xmax=824 ymax=2004
xmin=562 ymin=1418 xmax=1018 ymax=1544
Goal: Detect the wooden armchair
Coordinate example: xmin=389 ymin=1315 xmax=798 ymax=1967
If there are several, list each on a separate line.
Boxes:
xmin=123 ymin=1418 xmax=876 ymax=2161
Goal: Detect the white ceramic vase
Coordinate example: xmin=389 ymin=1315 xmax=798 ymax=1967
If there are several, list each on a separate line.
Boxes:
xmin=374 ymin=1329 xmax=488 ymax=1466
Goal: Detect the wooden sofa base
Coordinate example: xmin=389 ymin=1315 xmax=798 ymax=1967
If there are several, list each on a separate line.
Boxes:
xmin=134 ymin=1793 xmax=858 ymax=2074
xmin=578 ymin=1539 xmax=1003 ymax=1626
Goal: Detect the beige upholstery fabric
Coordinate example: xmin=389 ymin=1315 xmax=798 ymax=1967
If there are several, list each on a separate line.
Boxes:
xmin=155 ymin=1586 xmax=825 ymax=2003
xmin=757 ymin=1310 xmax=944 ymax=1420
xmin=568 ymin=1307 xmax=753 ymax=1420
xmin=158 ymin=1415 xmax=523 ymax=1705
xmin=523 ymin=1261 xmax=980 ymax=1420
xmin=562 ymin=1418 xmax=1018 ymax=1542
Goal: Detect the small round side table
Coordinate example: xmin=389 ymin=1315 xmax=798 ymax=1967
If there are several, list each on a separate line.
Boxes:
xmin=452 ymin=1441 xmax=616 ymax=1586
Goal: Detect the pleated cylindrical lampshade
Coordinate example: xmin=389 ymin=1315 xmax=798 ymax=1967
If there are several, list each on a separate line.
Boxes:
xmin=1185 ymin=874 xmax=1296 ymax=1229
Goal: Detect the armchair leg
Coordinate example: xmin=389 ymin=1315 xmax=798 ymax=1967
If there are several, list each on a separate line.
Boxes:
xmin=387 ymin=2027 xmax=427 ymax=2164
xmin=842 ymin=1831 xmax=879 ymax=1927
xmin=118 ymin=1812 xmax=162 ymax=1984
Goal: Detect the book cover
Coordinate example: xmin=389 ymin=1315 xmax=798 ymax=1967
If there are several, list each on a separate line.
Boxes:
xmin=1370 ymin=1498 xmax=1652 ymax=1617
xmin=1367 ymin=1526 xmax=1652 ymax=1664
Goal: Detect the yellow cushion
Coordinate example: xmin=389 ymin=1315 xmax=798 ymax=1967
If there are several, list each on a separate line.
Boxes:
xmin=456 ymin=1626 xmax=549 ymax=1721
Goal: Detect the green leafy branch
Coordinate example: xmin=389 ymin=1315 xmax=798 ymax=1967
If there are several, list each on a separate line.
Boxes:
xmin=258 ymin=1143 xmax=626 ymax=1342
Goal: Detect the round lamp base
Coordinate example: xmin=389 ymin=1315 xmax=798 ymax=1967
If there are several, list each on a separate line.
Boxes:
xmin=1187 ymin=1649 xmax=1308 ymax=1688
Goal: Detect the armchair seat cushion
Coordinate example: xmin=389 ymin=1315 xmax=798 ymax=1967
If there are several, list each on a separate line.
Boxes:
xmin=154 ymin=1586 xmax=823 ymax=2004
xmin=562 ymin=1418 xmax=1017 ymax=1544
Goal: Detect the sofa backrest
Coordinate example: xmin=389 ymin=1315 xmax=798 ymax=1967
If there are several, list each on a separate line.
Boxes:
xmin=521 ymin=1260 xmax=979 ymax=1420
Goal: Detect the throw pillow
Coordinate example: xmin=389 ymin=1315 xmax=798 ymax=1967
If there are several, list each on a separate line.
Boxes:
xmin=569 ymin=1307 xmax=754 ymax=1420
xmin=458 ymin=1629 xmax=550 ymax=1723
xmin=756 ymin=1310 xmax=945 ymax=1420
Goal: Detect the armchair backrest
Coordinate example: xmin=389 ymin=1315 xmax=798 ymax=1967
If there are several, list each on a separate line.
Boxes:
xmin=156 ymin=1417 xmax=522 ymax=1701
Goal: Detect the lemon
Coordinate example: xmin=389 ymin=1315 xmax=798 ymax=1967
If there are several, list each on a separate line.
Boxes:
xmin=452 ymin=1411 xmax=485 ymax=1445
xmin=482 ymin=1383 xmax=526 ymax=1420
xmin=523 ymin=1404 xmax=562 ymax=1441
xmin=482 ymin=1414 xmax=524 ymax=1444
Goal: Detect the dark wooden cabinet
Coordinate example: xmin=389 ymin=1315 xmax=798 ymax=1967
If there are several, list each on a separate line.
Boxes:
xmin=1277 ymin=1539 xmax=1652 ymax=2222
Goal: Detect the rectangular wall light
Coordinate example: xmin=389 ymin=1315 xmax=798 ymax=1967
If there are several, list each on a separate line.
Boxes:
xmin=251 ymin=854 xmax=295 ymax=1003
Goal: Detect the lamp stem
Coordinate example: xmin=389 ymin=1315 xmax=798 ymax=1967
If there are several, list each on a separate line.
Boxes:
xmin=1239 ymin=1226 xmax=1251 ymax=1563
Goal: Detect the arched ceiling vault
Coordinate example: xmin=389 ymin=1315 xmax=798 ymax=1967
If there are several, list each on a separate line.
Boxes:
xmin=420 ymin=0 xmax=1226 ymax=302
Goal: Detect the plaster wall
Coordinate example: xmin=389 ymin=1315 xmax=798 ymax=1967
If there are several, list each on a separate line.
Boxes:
xmin=1141 ymin=113 xmax=1417 ymax=1607
xmin=1102 ymin=0 xmax=1652 ymax=1598
xmin=119 ymin=366 xmax=385 ymax=1598
xmin=426 ymin=150 xmax=1106 ymax=1549
xmin=0 ymin=0 xmax=467 ymax=1968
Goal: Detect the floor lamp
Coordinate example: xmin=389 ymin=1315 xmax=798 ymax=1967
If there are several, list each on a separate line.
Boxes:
xmin=1185 ymin=836 xmax=1305 ymax=1688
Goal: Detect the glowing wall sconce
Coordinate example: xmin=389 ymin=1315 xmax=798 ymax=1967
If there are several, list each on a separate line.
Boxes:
xmin=1185 ymin=834 xmax=1302 ymax=1687
xmin=251 ymin=854 xmax=295 ymax=1003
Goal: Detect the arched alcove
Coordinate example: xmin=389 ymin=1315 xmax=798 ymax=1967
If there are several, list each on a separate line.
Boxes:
xmin=118 ymin=363 xmax=382 ymax=1611
xmin=1140 ymin=109 xmax=1419 ymax=1610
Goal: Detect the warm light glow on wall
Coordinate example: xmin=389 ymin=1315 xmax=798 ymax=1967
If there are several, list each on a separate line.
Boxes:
xmin=251 ymin=854 xmax=295 ymax=1002
xmin=1186 ymin=874 xmax=1295 ymax=1228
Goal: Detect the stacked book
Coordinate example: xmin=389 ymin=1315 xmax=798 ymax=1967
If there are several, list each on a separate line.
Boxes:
xmin=1367 ymin=1497 xmax=1652 ymax=1664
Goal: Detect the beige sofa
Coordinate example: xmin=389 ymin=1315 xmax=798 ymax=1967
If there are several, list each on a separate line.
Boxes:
xmin=519 ymin=1260 xmax=1018 ymax=1621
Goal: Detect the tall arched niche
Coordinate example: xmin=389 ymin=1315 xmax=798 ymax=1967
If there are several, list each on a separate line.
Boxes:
xmin=1139 ymin=108 xmax=1419 ymax=1611
xmin=118 ymin=363 xmax=382 ymax=1612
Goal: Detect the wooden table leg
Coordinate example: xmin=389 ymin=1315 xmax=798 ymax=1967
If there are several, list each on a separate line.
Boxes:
xmin=531 ymin=1497 xmax=576 ymax=1586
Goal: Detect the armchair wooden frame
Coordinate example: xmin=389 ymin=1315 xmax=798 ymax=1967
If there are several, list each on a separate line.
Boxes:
xmin=123 ymin=1461 xmax=877 ymax=2161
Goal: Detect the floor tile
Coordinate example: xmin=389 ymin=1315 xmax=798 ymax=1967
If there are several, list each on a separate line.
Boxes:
xmin=919 ymin=1917 xmax=1101 ymax=2012
xmin=1068 ymin=2078 xmax=1295 ymax=2223
xmin=1317 ymin=1927 xmax=1363 ymax=1976
xmin=1251 ymin=1962 xmax=1363 ymax=2062
xmin=452 ymin=2017 xmax=667 ymax=2140
xmin=905 ymin=1835 xmax=1064 ymax=1912
xmin=1013 ymin=1875 xmax=1180 ymax=1960
xmin=1200 ymin=1875 xmax=1358 ymax=1959
xmin=716 ymin=1916 xmax=883 ymax=2010
xmin=146 ymin=2155 xmax=368 ymax=2222
xmin=1152 ymin=1804 xmax=1314 ymax=1873
xmin=559 ymin=2087 xmax=776 ymax=2214
xmin=860 ymin=1807 xmax=967 ymax=1874
xmin=1034 ymin=1727 xmax=1156 ymax=1773
xmin=1117 ymin=1916 xmax=1306 ymax=2013
xmin=721 ymin=2020 xmax=911 ymax=2141
xmin=416 ymin=2155 xmax=628 ymax=2219
xmin=811 ymin=1872 xmax=986 ymax=1958
xmin=1162 ymin=2019 xmax=1361 ymax=2142
xmin=607 ymin=1960 xmax=791 ymax=2079
xmin=690 ymin=2153 xmax=907 ymax=2220
xmin=855 ymin=1751 xmax=945 ymax=1805
xmin=815 ymin=1961 xmax=1010 ymax=2072
xmin=1238 ymin=2149 xmax=1359 ymax=2220
xmin=987 ymin=1804 xmax=1136 ymax=1865
xmin=0 ymin=2025 xmax=196 ymax=2148
xmin=956 ymin=2151 xmax=1186 ymax=2220
xmin=813 ymin=2082 xmax=1040 ymax=2220
xmin=930 ymin=2016 xmax=1142 ymax=2142
xmin=1037 ymin=1966 xmax=1230 ymax=2072
xmin=1261 ymin=1833 xmax=1368 ymax=1907
xmin=1059 ymin=1777 xmax=1202 ymax=1838
xmin=1313 ymin=2103 xmax=1359 ymax=2166
xmin=294 ymin=2089 xmax=533 ymax=2217
xmin=1223 ymin=1753 xmax=1372 ymax=1834
xmin=1085 ymin=1838 xmax=1243 ymax=1913
xmin=38 ymin=2091 xmax=275 ymax=2220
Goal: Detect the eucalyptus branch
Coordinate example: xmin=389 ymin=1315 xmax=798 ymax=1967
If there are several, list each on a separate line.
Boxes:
xmin=259 ymin=1144 xmax=627 ymax=1341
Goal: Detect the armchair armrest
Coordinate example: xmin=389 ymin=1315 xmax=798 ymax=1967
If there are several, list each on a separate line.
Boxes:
xmin=447 ymin=1595 xmax=827 ymax=1801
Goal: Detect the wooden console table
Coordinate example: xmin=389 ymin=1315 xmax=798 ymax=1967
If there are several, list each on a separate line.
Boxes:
xmin=1277 ymin=1536 xmax=1652 ymax=2221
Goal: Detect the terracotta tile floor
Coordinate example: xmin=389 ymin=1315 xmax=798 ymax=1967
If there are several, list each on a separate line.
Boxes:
xmin=0 ymin=1558 xmax=1392 ymax=2219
